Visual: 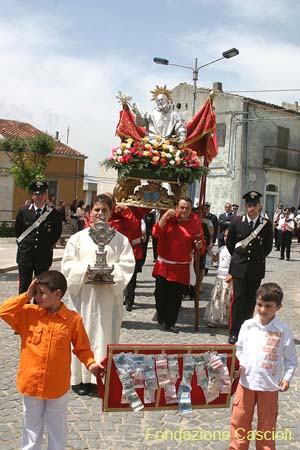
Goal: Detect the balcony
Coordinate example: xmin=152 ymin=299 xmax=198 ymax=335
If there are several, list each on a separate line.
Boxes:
xmin=263 ymin=146 xmax=300 ymax=172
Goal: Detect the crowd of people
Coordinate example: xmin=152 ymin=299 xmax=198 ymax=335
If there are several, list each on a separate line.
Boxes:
xmin=0 ymin=180 xmax=299 ymax=450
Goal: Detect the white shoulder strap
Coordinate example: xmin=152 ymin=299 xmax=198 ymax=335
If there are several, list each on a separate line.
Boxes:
xmin=235 ymin=219 xmax=268 ymax=249
xmin=16 ymin=207 xmax=53 ymax=244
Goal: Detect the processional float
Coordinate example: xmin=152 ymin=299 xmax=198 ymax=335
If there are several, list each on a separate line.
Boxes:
xmin=98 ymin=88 xmax=237 ymax=413
xmin=103 ymin=87 xmax=218 ymax=209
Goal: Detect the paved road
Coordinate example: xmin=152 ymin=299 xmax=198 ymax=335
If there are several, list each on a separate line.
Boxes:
xmin=0 ymin=242 xmax=299 ymax=450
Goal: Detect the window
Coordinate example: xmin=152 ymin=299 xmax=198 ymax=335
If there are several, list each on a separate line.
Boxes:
xmin=216 ymin=123 xmax=226 ymax=147
xmin=276 ymin=126 xmax=289 ymax=148
xmin=266 ymin=184 xmax=278 ymax=192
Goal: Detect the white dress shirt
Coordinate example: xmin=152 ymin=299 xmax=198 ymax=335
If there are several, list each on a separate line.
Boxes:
xmin=277 ymin=216 xmax=295 ymax=232
xmin=236 ymin=315 xmax=297 ymax=391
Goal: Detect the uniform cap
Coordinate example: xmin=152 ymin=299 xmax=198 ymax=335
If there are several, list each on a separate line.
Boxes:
xmin=242 ymin=191 xmax=262 ymax=205
xmin=232 ymin=204 xmax=239 ymax=208
xmin=204 ymin=202 xmax=211 ymax=207
xmin=29 ymin=180 xmax=48 ymax=194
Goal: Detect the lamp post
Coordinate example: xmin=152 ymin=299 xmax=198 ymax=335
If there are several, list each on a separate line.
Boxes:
xmin=153 ymin=48 xmax=239 ymax=116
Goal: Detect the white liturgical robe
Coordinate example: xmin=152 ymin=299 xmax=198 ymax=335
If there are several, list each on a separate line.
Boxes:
xmin=61 ymin=227 xmax=135 ymax=385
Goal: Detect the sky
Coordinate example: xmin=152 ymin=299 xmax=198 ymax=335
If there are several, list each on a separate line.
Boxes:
xmin=1 ymin=0 xmax=300 ymax=178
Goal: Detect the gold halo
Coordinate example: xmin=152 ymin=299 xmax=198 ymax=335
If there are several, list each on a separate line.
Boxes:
xmin=150 ymin=85 xmax=172 ymax=102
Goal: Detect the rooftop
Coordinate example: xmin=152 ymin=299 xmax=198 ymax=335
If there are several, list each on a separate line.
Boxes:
xmin=0 ymin=119 xmax=86 ymax=158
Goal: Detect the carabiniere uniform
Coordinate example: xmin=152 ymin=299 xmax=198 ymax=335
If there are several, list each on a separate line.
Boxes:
xmin=15 ymin=204 xmax=62 ymax=293
xmin=226 ymin=214 xmax=273 ymax=337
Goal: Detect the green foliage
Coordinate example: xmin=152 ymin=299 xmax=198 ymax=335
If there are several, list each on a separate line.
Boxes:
xmin=3 ymin=135 xmax=55 ymax=192
xmin=0 ymin=221 xmax=15 ymax=237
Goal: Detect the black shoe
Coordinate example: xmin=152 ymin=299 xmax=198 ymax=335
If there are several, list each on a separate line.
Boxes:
xmin=228 ymin=334 xmax=238 ymax=344
xmin=88 ymin=384 xmax=98 ymax=397
xmin=286 ymin=258 xmax=290 ymax=261
xmin=74 ymin=383 xmax=90 ymax=396
xmin=126 ymin=304 xmax=133 ymax=311
xmin=71 ymin=384 xmax=81 ymax=394
xmin=164 ymin=325 xmax=180 ymax=333
xmin=279 ymin=257 xmax=284 ymax=260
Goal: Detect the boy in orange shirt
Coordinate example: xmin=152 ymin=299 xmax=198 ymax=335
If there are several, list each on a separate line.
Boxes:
xmin=0 ymin=270 xmax=102 ymax=450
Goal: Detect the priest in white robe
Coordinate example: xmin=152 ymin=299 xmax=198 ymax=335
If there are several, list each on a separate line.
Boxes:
xmin=61 ymin=194 xmax=135 ymax=395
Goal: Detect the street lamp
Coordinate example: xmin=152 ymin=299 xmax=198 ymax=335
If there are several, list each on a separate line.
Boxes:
xmin=153 ymin=48 xmax=239 ymax=115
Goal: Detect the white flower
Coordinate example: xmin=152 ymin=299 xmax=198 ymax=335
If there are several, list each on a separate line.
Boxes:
xmin=124 ymin=150 xmax=130 ymax=155
xmin=175 ymin=156 xmax=181 ymax=162
xmin=166 ymin=153 xmax=172 ymax=159
xmin=126 ymin=143 xmax=131 ymax=149
xmin=116 ymin=149 xmax=123 ymax=155
xmin=168 ymin=146 xmax=175 ymax=153
xmin=117 ymin=156 xmax=123 ymax=162
xmin=169 ymin=159 xmax=175 ymax=165
xmin=176 ymin=150 xmax=181 ymax=158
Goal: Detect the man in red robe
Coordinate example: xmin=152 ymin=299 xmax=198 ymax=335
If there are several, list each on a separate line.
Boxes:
xmin=105 ymin=193 xmax=145 ymax=312
xmin=152 ymin=198 xmax=204 ymax=333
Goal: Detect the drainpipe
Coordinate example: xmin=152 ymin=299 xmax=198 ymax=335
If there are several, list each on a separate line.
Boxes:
xmin=75 ymin=159 xmax=79 ymax=198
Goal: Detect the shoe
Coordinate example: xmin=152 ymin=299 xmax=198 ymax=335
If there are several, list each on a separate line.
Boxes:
xmin=286 ymin=258 xmax=290 ymax=261
xmin=126 ymin=304 xmax=133 ymax=312
xmin=88 ymin=384 xmax=98 ymax=397
xmin=71 ymin=384 xmax=81 ymax=394
xmin=182 ymin=295 xmax=192 ymax=301
xmin=164 ymin=325 xmax=180 ymax=333
xmin=228 ymin=334 xmax=238 ymax=344
xmin=74 ymin=383 xmax=90 ymax=396
xmin=279 ymin=257 xmax=284 ymax=260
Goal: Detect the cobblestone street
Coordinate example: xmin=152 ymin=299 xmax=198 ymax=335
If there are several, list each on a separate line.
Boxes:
xmin=0 ymin=242 xmax=299 ymax=450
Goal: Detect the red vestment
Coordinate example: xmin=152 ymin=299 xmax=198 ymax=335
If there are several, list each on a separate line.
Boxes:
xmin=152 ymin=215 xmax=204 ymax=286
xmin=109 ymin=208 xmax=143 ymax=261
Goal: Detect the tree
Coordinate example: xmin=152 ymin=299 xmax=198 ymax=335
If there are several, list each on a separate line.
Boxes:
xmin=2 ymin=134 xmax=55 ymax=191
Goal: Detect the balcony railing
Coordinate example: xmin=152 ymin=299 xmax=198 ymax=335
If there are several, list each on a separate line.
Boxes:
xmin=263 ymin=146 xmax=300 ymax=172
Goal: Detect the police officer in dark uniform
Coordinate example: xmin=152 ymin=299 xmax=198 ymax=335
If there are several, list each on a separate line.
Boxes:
xmin=15 ymin=180 xmax=62 ymax=294
xmin=226 ymin=191 xmax=273 ymax=344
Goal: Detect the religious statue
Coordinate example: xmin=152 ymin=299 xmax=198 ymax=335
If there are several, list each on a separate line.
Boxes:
xmin=132 ymin=85 xmax=187 ymax=145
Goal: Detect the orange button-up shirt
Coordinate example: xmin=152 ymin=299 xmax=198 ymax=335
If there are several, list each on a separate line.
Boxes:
xmin=0 ymin=293 xmax=95 ymax=399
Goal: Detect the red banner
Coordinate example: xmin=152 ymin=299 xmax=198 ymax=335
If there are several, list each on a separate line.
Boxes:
xmin=116 ymin=105 xmax=145 ymax=141
xmin=185 ymin=98 xmax=218 ymax=163
xmin=115 ymin=98 xmax=218 ymax=164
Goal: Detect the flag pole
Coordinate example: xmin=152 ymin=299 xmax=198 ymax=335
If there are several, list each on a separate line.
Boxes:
xmin=194 ymin=156 xmax=209 ymax=330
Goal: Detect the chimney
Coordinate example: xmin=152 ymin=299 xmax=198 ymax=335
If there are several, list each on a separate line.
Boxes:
xmin=213 ymin=82 xmax=223 ymax=92
xmin=55 ymin=131 xmax=59 ymax=141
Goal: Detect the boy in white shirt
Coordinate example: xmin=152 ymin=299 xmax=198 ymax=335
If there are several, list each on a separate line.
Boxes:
xmin=228 ymin=282 xmax=297 ymax=450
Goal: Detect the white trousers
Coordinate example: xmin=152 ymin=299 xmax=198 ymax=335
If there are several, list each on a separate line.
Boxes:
xmin=22 ymin=392 xmax=68 ymax=450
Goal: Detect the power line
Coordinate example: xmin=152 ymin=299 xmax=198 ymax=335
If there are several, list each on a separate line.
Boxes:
xmin=226 ymin=89 xmax=300 ymax=93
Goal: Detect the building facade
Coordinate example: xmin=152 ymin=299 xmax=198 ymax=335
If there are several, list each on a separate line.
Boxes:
xmin=0 ymin=119 xmax=86 ymax=221
xmin=172 ymin=83 xmax=300 ymax=217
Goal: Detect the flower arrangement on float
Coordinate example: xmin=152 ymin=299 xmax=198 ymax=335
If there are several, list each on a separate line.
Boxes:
xmin=103 ymin=136 xmax=208 ymax=182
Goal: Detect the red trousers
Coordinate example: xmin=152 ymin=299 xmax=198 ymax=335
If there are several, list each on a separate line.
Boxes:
xmin=229 ymin=384 xmax=278 ymax=450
